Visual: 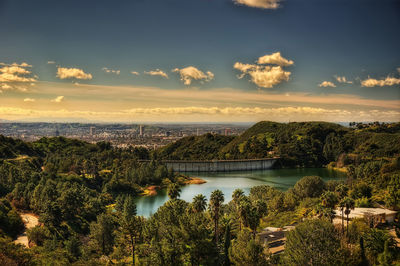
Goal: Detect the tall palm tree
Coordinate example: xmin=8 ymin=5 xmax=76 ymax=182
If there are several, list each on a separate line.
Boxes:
xmin=192 ymin=194 xmax=207 ymax=213
xmin=167 ymin=183 xmax=181 ymax=200
xmin=338 ymin=200 xmax=346 ymax=234
xmin=232 ymin=189 xmax=244 ymax=230
xmin=342 ymin=197 xmax=355 ymax=238
xmin=209 ymin=189 xmax=224 ymax=244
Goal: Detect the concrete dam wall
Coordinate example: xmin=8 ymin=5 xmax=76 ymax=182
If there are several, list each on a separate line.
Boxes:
xmin=162 ymin=158 xmax=278 ymax=172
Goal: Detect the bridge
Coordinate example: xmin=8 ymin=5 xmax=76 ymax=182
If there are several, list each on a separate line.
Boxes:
xmin=153 ymin=158 xmax=279 ymax=172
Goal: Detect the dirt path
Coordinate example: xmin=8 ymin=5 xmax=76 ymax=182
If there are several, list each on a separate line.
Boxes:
xmin=14 ymin=213 xmax=39 ymax=248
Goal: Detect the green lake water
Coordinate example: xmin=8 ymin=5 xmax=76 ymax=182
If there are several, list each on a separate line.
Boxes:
xmin=135 ymin=168 xmax=346 ymax=217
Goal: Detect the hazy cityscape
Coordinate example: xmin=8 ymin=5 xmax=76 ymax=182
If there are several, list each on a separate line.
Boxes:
xmin=0 ymin=122 xmax=249 ymax=149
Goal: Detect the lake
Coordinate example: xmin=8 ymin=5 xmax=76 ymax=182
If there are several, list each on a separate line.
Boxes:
xmin=135 ymin=168 xmax=346 ymax=217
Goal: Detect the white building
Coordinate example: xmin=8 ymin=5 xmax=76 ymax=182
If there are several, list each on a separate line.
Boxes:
xmin=334 ymin=207 xmax=397 ymax=224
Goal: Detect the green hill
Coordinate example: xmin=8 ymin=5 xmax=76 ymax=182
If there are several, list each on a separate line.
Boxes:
xmin=154 ymin=133 xmax=234 ymax=160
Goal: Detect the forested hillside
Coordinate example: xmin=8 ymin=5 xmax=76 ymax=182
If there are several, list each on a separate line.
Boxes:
xmin=155 ymin=133 xmax=234 ymax=160
xmin=0 ymin=123 xmax=399 ymax=265
xmin=155 ymin=121 xmax=400 ymax=168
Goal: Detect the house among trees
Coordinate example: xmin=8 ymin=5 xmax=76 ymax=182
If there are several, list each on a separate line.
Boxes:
xmin=334 ymin=208 xmax=398 ymax=226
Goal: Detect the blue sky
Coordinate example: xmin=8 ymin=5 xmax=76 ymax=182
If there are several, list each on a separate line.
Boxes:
xmin=0 ymin=0 xmax=399 ymax=122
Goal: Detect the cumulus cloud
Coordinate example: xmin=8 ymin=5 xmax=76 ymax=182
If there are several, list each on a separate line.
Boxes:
xmin=23 ymin=98 xmax=35 ymax=102
xmin=234 ymin=52 xmax=293 ymax=88
xmin=361 ymin=76 xmax=400 ymax=87
xmin=51 ymin=96 xmax=64 ymax=103
xmin=131 ymin=71 xmax=140 ymax=76
xmin=102 ymin=67 xmax=120 ymax=75
xmin=56 ymin=67 xmax=93 ymax=80
xmin=172 ymin=66 xmax=214 ymax=85
xmin=335 ymin=76 xmax=353 ymax=84
xmin=0 ymin=62 xmax=37 ymax=92
xmin=233 ymin=0 xmax=281 ymax=9
xmin=234 ymin=62 xmax=291 ymax=88
xmin=318 ymin=81 xmax=336 ymax=88
xmin=257 ymin=52 xmax=294 ymax=66
xmin=144 ymin=69 xmax=168 ymax=79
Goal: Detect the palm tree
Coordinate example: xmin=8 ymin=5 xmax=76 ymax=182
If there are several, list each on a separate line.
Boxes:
xmin=338 ymin=200 xmax=346 ymax=234
xmin=192 ymin=194 xmax=207 ymax=213
xmin=341 ymin=197 xmax=355 ymax=238
xmin=232 ymin=189 xmax=244 ymax=229
xmin=167 ymin=183 xmax=181 ymax=200
xmin=209 ymin=189 xmax=224 ymax=244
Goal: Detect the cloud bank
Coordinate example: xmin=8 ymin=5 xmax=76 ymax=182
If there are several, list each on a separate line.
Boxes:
xmin=361 ymin=76 xmax=400 ymax=87
xmin=0 ymin=62 xmax=37 ymax=92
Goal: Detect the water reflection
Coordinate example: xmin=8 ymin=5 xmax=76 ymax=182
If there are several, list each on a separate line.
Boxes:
xmin=135 ymin=168 xmax=346 ymax=217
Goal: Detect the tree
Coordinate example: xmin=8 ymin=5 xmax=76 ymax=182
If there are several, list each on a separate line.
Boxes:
xmin=385 ymin=174 xmax=400 ymax=209
xmin=167 ymin=183 xmax=181 ymax=200
xmin=293 ymin=176 xmax=325 ymax=199
xmin=341 ymin=197 xmax=355 ymax=238
xmin=119 ymin=196 xmax=143 ymax=264
xmin=229 ymin=228 xmax=267 ymax=266
xmin=232 ymin=189 xmax=245 ymax=230
xmin=209 ymin=190 xmax=224 ymax=244
xmin=320 ymin=191 xmax=339 ymax=209
xmin=89 ymin=213 xmax=116 ymax=256
xmin=191 ymin=194 xmax=207 ymax=213
xmin=283 ymin=219 xmax=344 ymax=265
xmin=377 ymin=240 xmax=393 ymax=266
xmin=224 ymin=223 xmax=231 ymax=266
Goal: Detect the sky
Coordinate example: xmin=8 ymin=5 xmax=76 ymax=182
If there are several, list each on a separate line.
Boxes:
xmin=0 ymin=0 xmax=399 ymax=123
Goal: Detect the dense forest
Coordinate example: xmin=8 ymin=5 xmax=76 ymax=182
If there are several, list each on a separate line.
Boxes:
xmin=0 ymin=121 xmax=399 ymax=265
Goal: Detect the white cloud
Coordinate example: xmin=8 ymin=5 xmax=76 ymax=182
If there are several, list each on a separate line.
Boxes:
xmin=23 ymin=98 xmax=35 ymax=102
xmin=47 ymin=61 xmax=56 ymax=64
xmin=234 ymin=62 xmax=291 ymax=88
xmin=172 ymin=66 xmax=214 ymax=85
xmin=0 ymin=62 xmax=37 ymax=92
xmin=56 ymin=67 xmax=93 ymax=80
xmin=257 ymin=52 xmax=294 ymax=66
xmin=234 ymin=52 xmax=293 ymax=88
xmin=102 ymin=67 xmax=120 ymax=75
xmin=361 ymin=76 xmax=400 ymax=87
xmin=233 ymin=0 xmax=281 ymax=9
xmin=318 ymin=81 xmax=336 ymax=88
xmin=0 ymin=62 xmax=32 ymax=68
xmin=131 ymin=71 xmax=140 ymax=76
xmin=144 ymin=69 xmax=168 ymax=79
xmin=51 ymin=96 xmax=64 ymax=103
xmin=335 ymin=76 xmax=353 ymax=84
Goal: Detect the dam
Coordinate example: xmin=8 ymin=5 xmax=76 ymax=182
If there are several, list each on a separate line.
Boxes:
xmin=160 ymin=158 xmax=278 ymax=172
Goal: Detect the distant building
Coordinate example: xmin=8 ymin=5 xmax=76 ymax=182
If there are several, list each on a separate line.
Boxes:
xmin=55 ymin=129 xmax=60 ymax=137
xmin=196 ymin=128 xmax=200 ymax=136
xmin=89 ymin=126 xmax=96 ymax=136
xmin=139 ymin=125 xmax=144 ymax=137
xmin=224 ymin=128 xmax=231 ymax=136
xmin=334 ymin=208 xmax=397 ymax=225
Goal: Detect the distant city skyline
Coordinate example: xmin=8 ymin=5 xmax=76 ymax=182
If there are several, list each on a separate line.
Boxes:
xmin=0 ymin=0 xmax=399 ymax=122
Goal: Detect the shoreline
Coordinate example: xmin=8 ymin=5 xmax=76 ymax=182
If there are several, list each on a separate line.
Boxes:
xmin=141 ymin=177 xmax=207 ymax=196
